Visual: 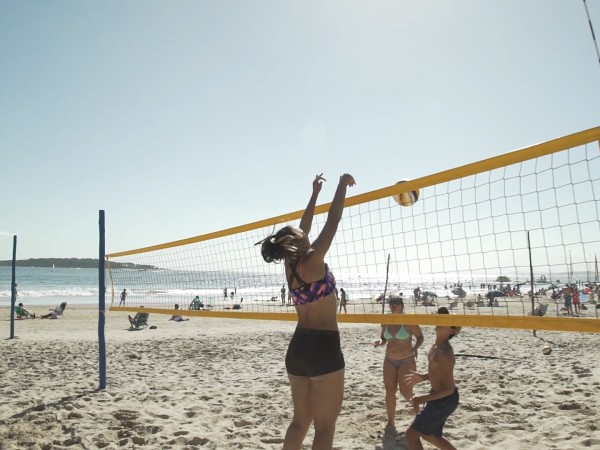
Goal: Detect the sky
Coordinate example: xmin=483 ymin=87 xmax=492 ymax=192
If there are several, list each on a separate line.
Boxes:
xmin=1 ymin=0 xmax=599 ymax=260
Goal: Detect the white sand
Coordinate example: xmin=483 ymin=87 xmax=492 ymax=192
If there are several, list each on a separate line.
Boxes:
xmin=1 ymin=305 xmax=599 ymax=449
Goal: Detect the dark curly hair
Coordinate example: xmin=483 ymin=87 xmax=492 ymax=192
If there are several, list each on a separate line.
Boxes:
xmin=388 ymin=295 xmax=404 ymax=306
xmin=256 ymin=226 xmax=306 ymax=264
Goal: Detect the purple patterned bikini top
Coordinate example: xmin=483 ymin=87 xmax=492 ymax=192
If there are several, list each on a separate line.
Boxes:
xmin=288 ymin=263 xmax=336 ymax=305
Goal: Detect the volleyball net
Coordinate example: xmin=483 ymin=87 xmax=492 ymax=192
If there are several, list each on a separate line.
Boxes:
xmin=107 ymin=126 xmax=600 ymax=333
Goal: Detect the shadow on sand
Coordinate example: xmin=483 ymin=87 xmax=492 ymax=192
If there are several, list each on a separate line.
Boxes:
xmin=377 ymin=429 xmax=408 ymax=450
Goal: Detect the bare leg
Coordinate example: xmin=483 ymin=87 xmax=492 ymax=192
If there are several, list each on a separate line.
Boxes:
xmin=405 ymin=427 xmax=424 ymax=450
xmin=397 ymin=357 xmax=417 ymax=402
xmin=310 ymin=368 xmax=344 ymax=450
xmin=382 ymin=358 xmax=399 ymax=427
xmin=283 ymin=369 xmax=344 ymax=450
xmin=384 ymin=357 xmax=416 ymax=433
xmin=420 ymin=433 xmax=457 ymax=450
xmin=283 ymin=375 xmax=312 ymax=450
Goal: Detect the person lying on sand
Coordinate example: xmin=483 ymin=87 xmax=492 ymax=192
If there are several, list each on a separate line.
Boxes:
xmin=40 ymin=302 xmax=67 ymax=319
xmin=169 ymin=304 xmax=189 ymax=322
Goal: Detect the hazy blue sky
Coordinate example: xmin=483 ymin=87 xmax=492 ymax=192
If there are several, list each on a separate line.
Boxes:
xmin=1 ymin=1 xmax=599 ymax=260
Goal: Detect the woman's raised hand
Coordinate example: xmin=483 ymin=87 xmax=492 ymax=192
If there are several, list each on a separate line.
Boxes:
xmin=339 ymin=173 xmax=356 ymax=187
xmin=313 ymin=173 xmax=326 ymax=193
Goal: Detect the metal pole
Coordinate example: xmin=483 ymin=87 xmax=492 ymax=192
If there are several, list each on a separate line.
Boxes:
xmin=381 ymin=254 xmax=391 ymax=314
xmin=10 ymin=235 xmax=17 ymax=339
xmin=99 ymin=210 xmax=107 ymax=390
xmin=569 ymin=250 xmax=573 ymax=284
xmin=527 ymin=232 xmax=536 ymax=337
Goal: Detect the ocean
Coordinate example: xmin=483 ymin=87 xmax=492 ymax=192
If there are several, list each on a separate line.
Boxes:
xmin=0 ymin=266 xmax=99 ymax=307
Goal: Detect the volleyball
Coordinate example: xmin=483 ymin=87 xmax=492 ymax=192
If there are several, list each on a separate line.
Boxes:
xmin=393 ymin=179 xmax=420 ymax=207
xmin=542 ymin=345 xmax=552 ymax=355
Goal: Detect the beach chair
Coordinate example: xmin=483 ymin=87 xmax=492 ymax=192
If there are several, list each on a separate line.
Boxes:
xmin=130 ymin=312 xmax=149 ymax=329
xmin=15 ymin=306 xmax=35 ymax=319
xmin=448 ymin=298 xmax=459 ymax=310
xmin=189 ymin=297 xmax=204 ymax=310
xmin=15 ymin=306 xmax=25 ymax=319
xmin=464 ymin=299 xmax=476 ymax=310
xmin=528 ymin=304 xmax=549 ymax=317
xmin=421 ymin=298 xmax=436 ymax=307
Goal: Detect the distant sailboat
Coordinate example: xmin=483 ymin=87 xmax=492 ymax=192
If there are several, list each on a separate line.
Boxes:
xmin=52 ymin=263 xmax=55 ymax=271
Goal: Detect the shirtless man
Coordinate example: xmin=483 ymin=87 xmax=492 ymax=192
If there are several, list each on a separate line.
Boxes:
xmin=404 ymin=307 xmax=460 ymax=450
xmin=562 ymin=285 xmax=573 ymax=315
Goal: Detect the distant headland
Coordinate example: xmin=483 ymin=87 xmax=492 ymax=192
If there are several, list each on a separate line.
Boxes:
xmin=0 ymin=258 xmax=157 ymax=270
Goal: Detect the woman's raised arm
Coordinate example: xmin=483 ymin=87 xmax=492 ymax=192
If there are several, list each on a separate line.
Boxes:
xmin=299 ymin=173 xmax=326 ymax=234
xmin=310 ymin=173 xmax=356 ymax=259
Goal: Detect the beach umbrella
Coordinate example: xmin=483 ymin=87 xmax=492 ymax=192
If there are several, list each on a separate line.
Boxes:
xmin=486 ymin=290 xmax=506 ymax=299
xmin=452 ymin=287 xmax=467 ymax=298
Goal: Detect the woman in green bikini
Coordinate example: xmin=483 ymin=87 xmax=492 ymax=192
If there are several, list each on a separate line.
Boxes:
xmin=374 ymin=295 xmax=424 ymax=434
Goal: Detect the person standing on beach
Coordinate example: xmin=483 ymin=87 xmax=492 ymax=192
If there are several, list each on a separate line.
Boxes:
xmin=562 ymin=285 xmax=573 ymax=315
xmin=119 ymin=289 xmax=127 ymax=306
xmin=257 ymin=172 xmax=355 ymax=450
xmin=404 ymin=307 xmax=460 ymax=450
xmin=281 ymin=285 xmax=287 ymax=306
xmin=572 ymin=285 xmax=581 ymax=315
xmin=338 ymin=288 xmax=348 ymax=314
xmin=373 ymin=295 xmax=423 ymax=436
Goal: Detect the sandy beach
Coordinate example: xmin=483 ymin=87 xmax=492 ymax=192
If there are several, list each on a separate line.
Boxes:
xmin=1 ymin=305 xmax=599 ymax=449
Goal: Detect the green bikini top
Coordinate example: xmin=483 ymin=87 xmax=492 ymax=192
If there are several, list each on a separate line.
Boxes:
xmin=384 ymin=325 xmax=410 ymax=341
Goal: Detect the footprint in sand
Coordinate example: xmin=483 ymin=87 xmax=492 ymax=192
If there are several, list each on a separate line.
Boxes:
xmin=261 ymin=437 xmax=285 ymax=444
xmin=558 ymin=402 xmax=582 ymax=410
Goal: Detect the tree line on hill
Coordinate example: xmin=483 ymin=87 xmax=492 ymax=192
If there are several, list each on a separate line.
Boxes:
xmin=0 ymin=258 xmax=156 ymax=270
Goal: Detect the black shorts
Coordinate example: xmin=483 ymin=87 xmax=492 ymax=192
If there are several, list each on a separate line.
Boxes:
xmin=285 ymin=328 xmax=345 ymax=377
xmin=411 ymin=388 xmax=459 ymax=437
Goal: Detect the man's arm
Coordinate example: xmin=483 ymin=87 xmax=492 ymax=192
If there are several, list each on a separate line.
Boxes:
xmin=404 ymin=370 xmax=429 ymax=388
xmin=411 ymin=351 xmax=455 ymax=405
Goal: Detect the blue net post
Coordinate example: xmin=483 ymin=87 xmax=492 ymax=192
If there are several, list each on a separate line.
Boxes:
xmin=99 ymin=210 xmax=107 ymax=390
xmin=9 ymin=235 xmax=17 ymax=339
